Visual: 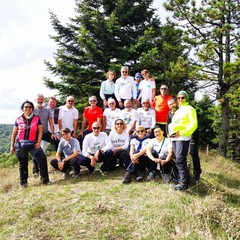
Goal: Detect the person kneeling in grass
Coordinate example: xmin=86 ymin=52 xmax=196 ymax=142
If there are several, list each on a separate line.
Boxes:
xmin=50 ymin=128 xmax=81 ymax=179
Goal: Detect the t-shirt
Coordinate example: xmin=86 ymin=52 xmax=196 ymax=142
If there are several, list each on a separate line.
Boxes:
xmin=136 ymin=108 xmax=156 ymax=129
xmin=109 ymin=130 xmax=129 ymax=150
xmin=33 ymin=107 xmax=52 ymax=134
xmin=130 ymin=137 xmax=150 ymax=152
xmin=148 ymin=138 xmax=172 ymax=158
xmin=152 ymin=95 xmax=172 ymax=123
xmin=83 ymin=106 xmax=103 ymax=130
xmin=120 ymin=108 xmax=139 ymax=131
xmin=103 ymin=108 xmax=121 ymax=130
xmin=57 ymin=137 xmax=81 ymax=157
xmin=59 ymin=105 xmax=79 ymax=131
xmin=82 ymin=132 xmax=112 ymax=156
xmin=139 ymin=80 xmax=156 ymax=103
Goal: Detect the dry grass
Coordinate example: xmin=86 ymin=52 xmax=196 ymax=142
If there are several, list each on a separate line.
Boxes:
xmin=0 ymin=152 xmax=239 ymax=240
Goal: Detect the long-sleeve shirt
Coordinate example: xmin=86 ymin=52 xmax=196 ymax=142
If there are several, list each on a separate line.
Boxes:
xmin=114 ymin=76 xmax=137 ymax=101
xmin=109 ymin=130 xmax=129 ymax=150
xmin=82 ymin=132 xmax=112 ymax=156
xmin=99 ymin=80 xmax=115 ymax=100
xmin=170 ymin=102 xmax=198 ymax=141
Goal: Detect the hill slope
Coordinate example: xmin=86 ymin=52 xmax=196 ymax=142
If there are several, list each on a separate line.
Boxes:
xmin=0 ymin=152 xmax=239 ymax=239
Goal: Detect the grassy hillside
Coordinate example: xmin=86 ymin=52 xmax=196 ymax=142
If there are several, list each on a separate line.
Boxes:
xmin=0 ymin=152 xmax=239 ymax=240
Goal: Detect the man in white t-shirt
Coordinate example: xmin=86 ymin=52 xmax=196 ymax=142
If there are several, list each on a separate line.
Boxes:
xmin=102 ymin=98 xmax=121 ymax=135
xmin=59 ymin=96 xmax=79 ymax=138
xmin=78 ymin=121 xmax=114 ymax=173
xmin=120 ymin=99 xmax=139 ymax=137
xmin=136 ymin=98 xmax=156 ymax=138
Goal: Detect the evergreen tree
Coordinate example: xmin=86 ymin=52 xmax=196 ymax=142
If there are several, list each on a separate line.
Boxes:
xmin=44 ymin=0 xmax=191 ymax=105
xmin=164 ymin=0 xmax=240 ymax=156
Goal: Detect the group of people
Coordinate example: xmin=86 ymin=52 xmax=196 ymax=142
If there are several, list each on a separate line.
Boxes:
xmin=10 ymin=66 xmax=201 ymax=191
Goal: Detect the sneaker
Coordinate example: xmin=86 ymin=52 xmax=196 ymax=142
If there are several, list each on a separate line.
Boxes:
xmin=122 ymin=172 xmax=131 ymax=184
xmin=173 ymin=183 xmax=187 ymax=191
xmin=33 ymin=172 xmax=39 ymax=178
xmin=193 ymin=174 xmax=200 ymax=184
xmin=62 ymin=167 xmax=72 ymax=179
xmin=136 ymin=171 xmax=143 ymax=182
xmin=42 ymin=181 xmax=52 ymax=186
xmin=163 ymin=174 xmax=170 ymax=183
xmin=147 ymin=171 xmax=156 ymax=181
xmin=72 ymin=171 xmax=80 ymax=178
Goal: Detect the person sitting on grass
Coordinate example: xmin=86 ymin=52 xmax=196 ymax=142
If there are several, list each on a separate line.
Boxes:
xmin=146 ymin=126 xmax=174 ymax=182
xmin=50 ymin=127 xmax=81 ymax=179
xmin=122 ymin=126 xmax=151 ymax=184
xmin=109 ymin=118 xmax=131 ymax=170
xmin=78 ymin=121 xmax=114 ymax=173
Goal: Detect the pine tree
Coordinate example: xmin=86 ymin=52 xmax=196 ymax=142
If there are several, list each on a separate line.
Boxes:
xmin=44 ymin=0 xmax=191 ymax=104
xmin=164 ymin=0 xmax=240 ymax=156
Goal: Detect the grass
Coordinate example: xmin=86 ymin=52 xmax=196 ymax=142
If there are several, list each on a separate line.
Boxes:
xmin=0 ymin=151 xmax=239 ymax=240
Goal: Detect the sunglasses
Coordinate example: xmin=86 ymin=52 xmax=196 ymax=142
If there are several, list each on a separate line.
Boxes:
xmin=160 ymin=88 xmax=167 ymax=90
xmin=68 ymin=100 xmax=74 ymax=103
xmin=115 ymin=122 xmax=123 ymax=125
xmin=122 ymin=71 xmax=128 ymax=73
xmin=90 ymin=100 xmax=97 ymax=102
xmin=24 ymin=106 xmax=32 ymax=109
xmin=136 ymin=130 xmax=145 ymax=133
xmin=178 ymin=96 xmax=185 ymax=100
xmin=93 ymin=127 xmax=100 ymax=130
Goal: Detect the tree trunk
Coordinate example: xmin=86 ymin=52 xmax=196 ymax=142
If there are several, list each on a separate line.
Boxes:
xmin=219 ymin=97 xmax=230 ymax=157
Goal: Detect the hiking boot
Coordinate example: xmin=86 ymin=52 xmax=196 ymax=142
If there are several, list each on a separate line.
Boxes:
xmin=122 ymin=172 xmax=131 ymax=184
xmin=136 ymin=171 xmax=143 ymax=182
xmin=173 ymin=183 xmax=187 ymax=191
xmin=147 ymin=171 xmax=156 ymax=181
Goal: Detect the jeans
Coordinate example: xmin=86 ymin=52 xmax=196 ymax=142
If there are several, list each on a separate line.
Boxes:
xmin=151 ymin=150 xmax=173 ymax=175
xmin=15 ymin=142 xmax=49 ymax=185
xmin=114 ymin=150 xmax=131 ymax=169
xmin=78 ymin=149 xmax=114 ymax=172
xmin=33 ymin=131 xmax=60 ymax=174
xmin=189 ymin=131 xmax=202 ymax=176
xmin=50 ymin=157 xmax=80 ymax=173
xmin=126 ymin=153 xmax=152 ymax=174
xmin=172 ymin=140 xmax=190 ymax=187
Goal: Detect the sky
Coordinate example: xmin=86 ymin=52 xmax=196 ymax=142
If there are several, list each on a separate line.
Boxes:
xmin=0 ymin=0 xmax=169 ymax=124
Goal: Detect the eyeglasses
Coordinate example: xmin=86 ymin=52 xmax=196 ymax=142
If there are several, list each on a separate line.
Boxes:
xmin=136 ymin=130 xmax=145 ymax=133
xmin=160 ymin=88 xmax=167 ymax=90
xmin=122 ymin=71 xmax=128 ymax=73
xmin=115 ymin=122 xmax=123 ymax=125
xmin=24 ymin=106 xmax=32 ymax=109
xmin=68 ymin=100 xmax=74 ymax=103
xmin=90 ymin=100 xmax=97 ymax=102
xmin=93 ymin=127 xmax=100 ymax=130
xmin=178 ymin=96 xmax=185 ymax=100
